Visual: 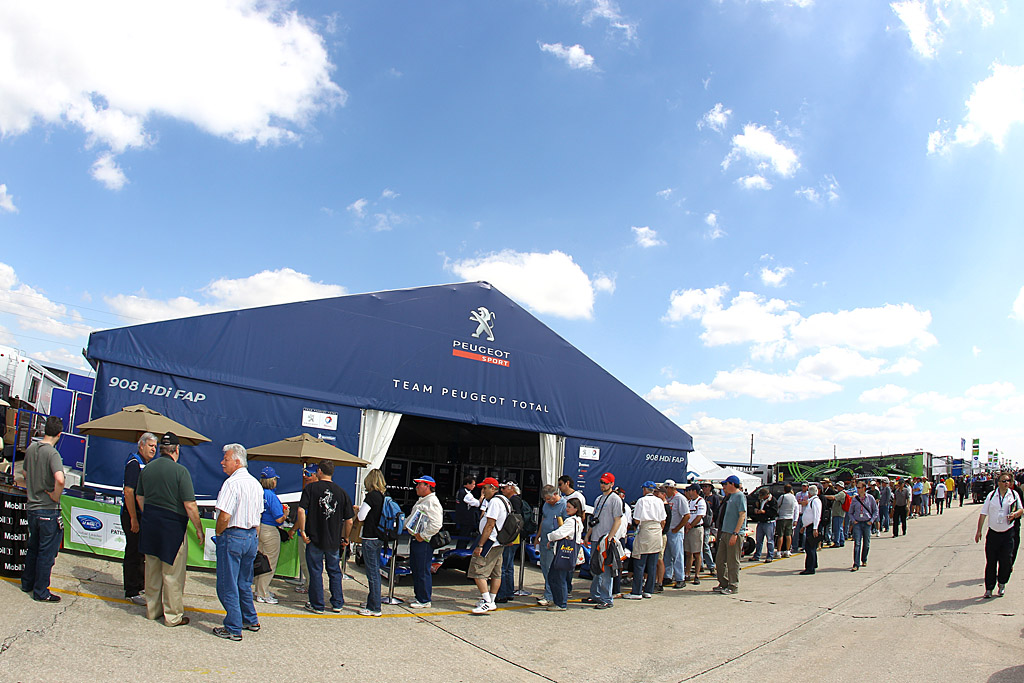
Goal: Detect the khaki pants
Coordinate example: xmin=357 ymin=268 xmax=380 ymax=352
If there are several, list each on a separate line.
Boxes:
xmin=715 ymin=532 xmax=741 ymax=591
xmin=145 ymin=540 xmax=188 ymax=625
xmin=254 ymin=524 xmax=281 ymax=598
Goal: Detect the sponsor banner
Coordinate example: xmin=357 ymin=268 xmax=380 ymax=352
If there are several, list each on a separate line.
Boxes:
xmin=63 ymin=498 xmax=126 ymax=557
xmin=579 ymin=446 xmax=600 ymax=461
xmin=302 ymin=408 xmax=338 ymax=431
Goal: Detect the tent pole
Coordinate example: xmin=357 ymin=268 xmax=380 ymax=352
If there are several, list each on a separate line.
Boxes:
xmin=382 ymin=537 xmax=403 ymax=605
xmin=514 ymin=538 xmax=530 ymax=596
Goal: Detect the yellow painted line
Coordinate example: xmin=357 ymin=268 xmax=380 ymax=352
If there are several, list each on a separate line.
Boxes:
xmin=1 ymin=576 xmax=539 ymax=619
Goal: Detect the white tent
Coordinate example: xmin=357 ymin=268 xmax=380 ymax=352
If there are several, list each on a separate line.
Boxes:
xmin=685 ymin=451 xmax=761 ymax=490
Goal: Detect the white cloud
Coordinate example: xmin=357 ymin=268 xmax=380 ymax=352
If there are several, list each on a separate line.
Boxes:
xmin=965 ymin=381 xmax=1016 ymax=400
xmin=30 ymin=348 xmax=89 ymax=371
xmin=891 ymin=1 xmax=942 ymax=58
xmin=631 ymin=226 xmax=664 ymax=248
xmin=0 ymin=1 xmax=345 ymax=187
xmin=723 ymin=124 xmax=800 ymax=178
xmin=859 ymin=384 xmax=910 ymax=403
xmin=704 ymin=211 xmax=726 ymax=240
xmin=760 ymin=265 xmax=793 ymax=287
xmin=885 ymin=356 xmax=923 ymax=376
xmin=575 ymin=0 xmax=637 ymax=41
xmin=0 ymin=184 xmax=17 ymax=213
xmin=656 ymin=188 xmax=673 ymax=199
xmin=929 ymin=63 xmax=1024 ymax=154
xmin=1012 ymin=285 xmax=1024 ymax=321
xmin=380 ymin=188 xmax=399 ymax=200
xmin=698 ymin=103 xmax=732 ymax=133
xmin=0 ymin=262 xmax=93 ymax=339
xmin=646 ymin=381 xmax=726 ymax=403
xmin=795 ymin=187 xmax=819 ymax=203
xmin=593 ymin=274 xmax=616 ymax=294
xmin=973 ymin=345 xmax=981 ymax=357
xmin=666 ymin=287 xmax=799 ymax=348
xmin=372 ymin=211 xmax=404 ymax=232
xmin=790 ymin=304 xmax=937 ymax=352
xmin=797 ymin=174 xmax=840 ymax=203
xmin=347 ymin=198 xmax=368 ymax=218
xmin=737 ymin=175 xmax=772 ymax=191
xmin=90 ymin=153 xmax=127 ymax=191
xmin=447 ymin=250 xmax=607 ymax=320
xmin=796 ymin=347 xmax=886 ymax=381
xmin=539 ymin=43 xmax=596 ymax=71
xmin=663 ymin=285 xmax=729 ymax=324
xmin=911 ymin=391 xmax=978 ymax=413
xmin=105 ymin=268 xmax=346 ymax=323
xmin=711 ymin=368 xmax=842 ymax=402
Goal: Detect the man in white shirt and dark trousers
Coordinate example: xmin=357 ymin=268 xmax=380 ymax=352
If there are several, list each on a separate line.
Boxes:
xmin=976 ymin=473 xmax=1024 ymax=598
xmin=799 ymin=485 xmax=822 ymax=576
xmin=212 ymin=443 xmax=264 ymax=640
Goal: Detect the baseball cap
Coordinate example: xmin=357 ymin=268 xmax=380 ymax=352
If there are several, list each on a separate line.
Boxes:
xmin=477 ymin=477 xmax=500 ymax=488
xmin=303 ymin=464 xmax=319 ymax=477
xmin=685 ymin=483 xmax=701 ymax=493
xmin=259 ymin=466 xmax=278 ymax=479
xmin=160 ymin=432 xmax=180 ymax=446
xmin=641 ymin=480 xmax=657 ymax=491
xmin=414 ymin=475 xmax=437 ymax=487
xmin=722 ymin=475 xmax=742 ymax=487
xmin=500 ymin=480 xmax=518 ymax=489
xmin=600 ymin=472 xmax=615 ymax=484
xmin=661 ymin=478 xmax=677 ymax=488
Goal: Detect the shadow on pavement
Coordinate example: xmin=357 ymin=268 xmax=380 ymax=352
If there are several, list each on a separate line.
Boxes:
xmin=946 ymin=578 xmax=983 ymax=588
xmin=920 ymin=596 xmax=988 ymax=611
xmin=988 ymin=665 xmax=1024 ymax=682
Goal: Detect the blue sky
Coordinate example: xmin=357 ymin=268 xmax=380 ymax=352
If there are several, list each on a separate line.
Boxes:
xmin=1 ymin=0 xmax=1022 ymax=465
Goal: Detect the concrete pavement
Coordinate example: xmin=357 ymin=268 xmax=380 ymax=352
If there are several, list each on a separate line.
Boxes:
xmin=2 ymin=501 xmax=1022 ymax=682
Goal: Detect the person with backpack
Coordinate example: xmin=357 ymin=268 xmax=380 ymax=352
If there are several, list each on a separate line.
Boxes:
xmin=830 ymin=483 xmax=849 ymax=548
xmin=468 ymin=477 xmax=508 ymax=614
xmin=495 ymin=481 xmax=526 ymax=603
xmin=583 ymin=472 xmax=624 ymax=609
xmin=355 ymin=469 xmax=387 ymax=616
xmin=848 ymin=481 xmax=879 ymax=572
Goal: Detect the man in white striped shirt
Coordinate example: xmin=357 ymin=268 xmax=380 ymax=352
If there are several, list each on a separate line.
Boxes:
xmin=212 ymin=443 xmax=264 ymax=641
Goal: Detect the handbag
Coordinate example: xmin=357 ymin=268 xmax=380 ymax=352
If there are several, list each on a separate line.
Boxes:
xmin=429 ymin=529 xmax=452 ymax=550
xmin=278 ymin=527 xmax=290 ymax=543
xmin=551 ymin=519 xmax=581 ymax=571
xmin=253 ymin=550 xmax=272 ymax=576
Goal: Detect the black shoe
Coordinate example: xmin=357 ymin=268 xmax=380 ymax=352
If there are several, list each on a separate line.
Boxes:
xmin=580 ymin=597 xmax=600 ymax=604
xmin=593 ymin=602 xmax=613 ymax=610
xmin=167 ymin=616 xmax=190 ymax=627
xmin=494 ymin=597 xmax=510 ymax=604
xmin=33 ymin=593 xmax=61 ymax=603
xmin=799 ymin=570 xmax=815 ymax=575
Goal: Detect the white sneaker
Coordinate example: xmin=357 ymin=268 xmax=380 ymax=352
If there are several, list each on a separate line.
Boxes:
xmin=256 ymin=594 xmax=279 ymax=604
xmin=783 ymin=551 xmax=791 ymax=557
xmin=471 ymin=600 xmax=491 ymax=614
xmin=624 ymin=594 xmax=643 ymax=600
xmin=128 ymin=595 xmax=146 ymax=606
xmin=998 ymin=584 xmax=1005 ymax=597
xmin=536 ymin=598 xmax=550 ymax=606
xmin=409 ymin=601 xmax=431 ymax=608
xmin=642 ymin=593 xmax=653 ymax=599
xmin=358 ymin=608 xmax=382 ymax=617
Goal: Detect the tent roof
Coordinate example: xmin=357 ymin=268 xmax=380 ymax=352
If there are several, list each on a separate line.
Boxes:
xmin=87 ymin=282 xmax=692 ymax=452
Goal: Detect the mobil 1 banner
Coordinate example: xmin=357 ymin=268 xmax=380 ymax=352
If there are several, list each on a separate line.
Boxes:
xmin=87 ymin=362 xmax=362 ymax=500
xmin=563 ymin=437 xmax=689 ymax=499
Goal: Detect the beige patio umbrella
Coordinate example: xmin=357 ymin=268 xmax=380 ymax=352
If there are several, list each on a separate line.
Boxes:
xmin=0 ymin=398 xmax=9 ymax=407
xmin=247 ymin=432 xmax=369 ymax=467
xmin=76 ymin=404 xmax=211 ymax=446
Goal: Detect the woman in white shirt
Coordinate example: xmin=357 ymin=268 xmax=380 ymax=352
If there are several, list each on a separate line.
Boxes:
xmin=545 ymin=498 xmax=585 ymax=611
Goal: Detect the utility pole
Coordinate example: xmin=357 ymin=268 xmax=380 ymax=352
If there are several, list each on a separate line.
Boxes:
xmin=750 ymin=434 xmax=755 ymax=466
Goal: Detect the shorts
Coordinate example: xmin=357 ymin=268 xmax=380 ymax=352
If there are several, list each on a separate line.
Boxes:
xmin=467 ymin=544 xmax=503 ymax=580
xmin=777 ymin=518 xmax=793 ymax=537
xmin=912 ymin=494 xmax=922 ymax=506
xmin=659 ymin=533 xmax=667 ymax=560
xmin=684 ymin=526 xmax=704 ymax=553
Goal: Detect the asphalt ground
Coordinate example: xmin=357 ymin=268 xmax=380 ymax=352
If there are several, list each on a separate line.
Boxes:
xmin=2 ymin=501 xmax=1022 ymax=682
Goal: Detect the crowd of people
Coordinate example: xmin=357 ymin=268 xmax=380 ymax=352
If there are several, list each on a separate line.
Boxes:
xmin=15 ymin=419 xmax=1024 ymax=640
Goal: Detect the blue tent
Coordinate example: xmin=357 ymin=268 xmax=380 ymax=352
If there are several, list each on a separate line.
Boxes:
xmin=85 ymin=282 xmax=691 ymax=500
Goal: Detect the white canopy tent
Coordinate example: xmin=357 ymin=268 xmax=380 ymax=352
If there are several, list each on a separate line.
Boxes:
xmin=685 ymin=450 xmax=761 ymax=490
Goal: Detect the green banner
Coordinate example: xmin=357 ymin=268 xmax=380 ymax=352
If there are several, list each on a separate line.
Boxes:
xmin=62 ymin=496 xmax=298 ymax=576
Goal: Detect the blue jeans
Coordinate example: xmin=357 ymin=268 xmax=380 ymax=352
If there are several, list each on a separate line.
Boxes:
xmin=702 ymin=529 xmax=715 ymax=568
xmin=549 ymin=566 xmax=570 ymax=608
xmin=22 ymin=509 xmax=62 ymax=600
xmin=496 ymin=543 xmax=517 ymax=600
xmin=753 ymin=521 xmax=775 ymax=560
xmin=215 ymin=527 xmax=259 ymax=634
xmin=362 ymin=538 xmax=383 ymax=612
xmin=589 ymin=565 xmax=614 ymax=605
xmin=879 ymin=504 xmax=891 ymax=532
xmin=832 ymin=516 xmax=846 ymax=546
xmin=631 ymin=552 xmax=658 ymax=595
xmin=664 ymin=529 xmax=684 ymax=581
xmin=852 ymin=521 xmax=871 ymax=567
xmin=409 ymin=539 xmax=432 ymax=604
xmin=539 ymin=543 xmax=555 ymax=602
xmin=306 ymin=544 xmax=343 ymax=611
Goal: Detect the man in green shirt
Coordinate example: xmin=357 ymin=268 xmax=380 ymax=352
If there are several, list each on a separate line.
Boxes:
xmin=713 ymin=475 xmax=747 ymax=596
xmin=21 ymin=416 xmax=65 ymax=602
xmin=136 ymin=432 xmax=204 ymax=627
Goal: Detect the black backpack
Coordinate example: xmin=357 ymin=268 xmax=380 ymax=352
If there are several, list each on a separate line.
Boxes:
xmin=494 ymin=495 xmax=524 ymax=545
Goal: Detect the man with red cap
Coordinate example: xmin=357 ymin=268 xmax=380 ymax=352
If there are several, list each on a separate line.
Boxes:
xmin=584 ymin=472 xmax=624 ymax=609
xmin=408 ymin=475 xmax=444 ymax=608
xmin=468 ymin=477 xmax=507 ymax=614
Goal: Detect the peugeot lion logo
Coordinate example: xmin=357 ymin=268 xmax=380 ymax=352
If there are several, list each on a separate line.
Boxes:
xmin=469 ymin=306 xmax=496 ymax=342
xmin=76 ymin=515 xmax=103 ymax=532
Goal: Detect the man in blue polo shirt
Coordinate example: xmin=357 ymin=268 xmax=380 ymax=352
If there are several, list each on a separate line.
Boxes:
xmin=122 ymin=432 xmax=157 ymax=605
